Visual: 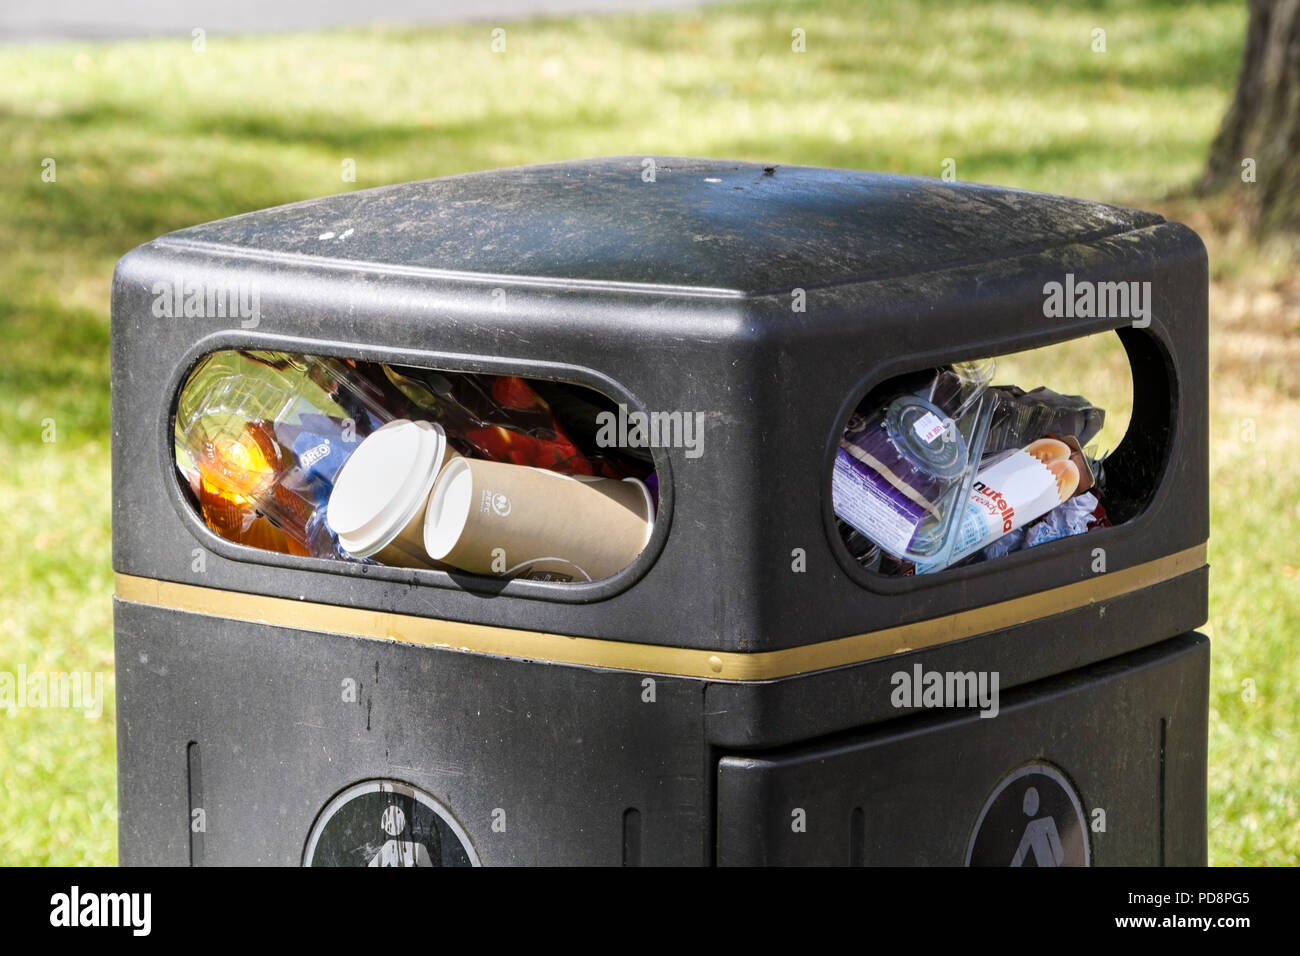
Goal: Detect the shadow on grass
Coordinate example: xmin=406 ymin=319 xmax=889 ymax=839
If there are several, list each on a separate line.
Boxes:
xmin=0 ymin=293 xmax=111 ymax=447
xmin=0 ymin=101 xmax=628 ymax=261
xmin=0 ymin=99 xmax=635 ymax=452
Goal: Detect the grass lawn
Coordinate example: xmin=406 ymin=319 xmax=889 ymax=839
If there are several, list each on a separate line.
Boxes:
xmin=3 ymin=0 xmax=1295 ymax=866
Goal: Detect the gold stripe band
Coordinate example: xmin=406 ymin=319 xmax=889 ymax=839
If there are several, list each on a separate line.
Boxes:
xmin=114 ymin=543 xmax=1205 ymax=682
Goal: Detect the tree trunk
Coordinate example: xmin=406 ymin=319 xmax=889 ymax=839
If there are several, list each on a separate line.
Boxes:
xmin=1201 ymin=0 xmax=1300 ymax=234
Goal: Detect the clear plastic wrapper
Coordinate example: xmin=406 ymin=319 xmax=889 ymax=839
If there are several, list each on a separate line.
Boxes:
xmin=837 ymin=518 xmax=883 ymax=572
xmin=174 ymin=351 xmax=401 ymax=557
xmin=832 ymin=360 xmax=999 ymax=565
xmin=978 ymin=525 xmax=1027 ymax=561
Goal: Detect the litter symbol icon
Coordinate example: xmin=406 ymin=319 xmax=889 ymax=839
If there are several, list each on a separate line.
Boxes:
xmin=368 ymin=804 xmax=434 ymax=867
xmin=303 ymin=779 xmax=478 ymax=867
xmin=965 ymin=763 xmax=1090 ymax=867
xmin=1010 ymin=786 xmax=1064 ymax=866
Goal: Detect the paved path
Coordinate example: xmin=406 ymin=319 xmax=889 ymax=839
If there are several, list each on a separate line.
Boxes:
xmin=2 ymin=0 xmax=718 ymax=42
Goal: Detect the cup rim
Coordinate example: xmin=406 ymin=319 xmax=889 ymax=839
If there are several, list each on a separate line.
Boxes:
xmin=423 ymin=456 xmax=475 ymax=561
xmin=328 ymin=420 xmax=445 ymax=556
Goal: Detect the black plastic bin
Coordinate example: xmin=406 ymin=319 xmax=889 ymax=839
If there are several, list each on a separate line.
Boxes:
xmin=111 ymin=157 xmax=1209 ymax=866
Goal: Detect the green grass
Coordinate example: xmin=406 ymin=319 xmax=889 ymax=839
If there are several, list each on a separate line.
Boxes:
xmin=3 ymin=0 xmax=1293 ymax=866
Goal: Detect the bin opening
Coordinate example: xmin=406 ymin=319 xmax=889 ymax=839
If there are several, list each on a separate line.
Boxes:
xmin=832 ymin=330 xmax=1153 ymax=577
xmin=172 ymin=350 xmax=658 ymax=583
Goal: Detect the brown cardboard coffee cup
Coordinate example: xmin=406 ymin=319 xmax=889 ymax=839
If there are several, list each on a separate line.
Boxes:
xmin=327 ymin=420 xmax=457 ymax=570
xmin=423 ymin=458 xmax=654 ymax=582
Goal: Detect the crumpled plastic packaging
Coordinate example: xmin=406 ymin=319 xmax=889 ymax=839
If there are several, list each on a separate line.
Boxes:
xmin=971 ymin=492 xmax=1101 ymax=564
xmin=983 ymin=386 xmax=1105 ymax=456
xmin=980 ymin=526 xmax=1027 ymax=561
xmin=1024 ymin=492 xmax=1100 ymax=549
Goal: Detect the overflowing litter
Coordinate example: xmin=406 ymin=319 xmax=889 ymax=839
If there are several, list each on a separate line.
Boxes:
xmin=833 ymin=357 xmax=1111 ymax=575
xmin=174 ymin=350 xmax=656 ymax=582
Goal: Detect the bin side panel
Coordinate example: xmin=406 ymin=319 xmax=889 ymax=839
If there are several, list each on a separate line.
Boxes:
xmin=110 ymin=243 xmax=770 ymax=649
xmin=115 ymin=600 xmax=710 ymax=866
xmin=751 ymin=221 xmax=1209 ymax=649
xmin=704 ymin=566 xmax=1208 ymax=749
xmin=716 ymin=632 xmax=1208 ymax=866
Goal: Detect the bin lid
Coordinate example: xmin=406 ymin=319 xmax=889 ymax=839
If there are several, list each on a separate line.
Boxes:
xmin=159 ymin=156 xmax=1163 ymax=296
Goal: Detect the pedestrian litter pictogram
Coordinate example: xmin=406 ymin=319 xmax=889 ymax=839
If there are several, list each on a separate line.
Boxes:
xmin=303 ymin=779 xmax=478 ymax=867
xmin=965 ymin=763 xmax=1090 ymax=867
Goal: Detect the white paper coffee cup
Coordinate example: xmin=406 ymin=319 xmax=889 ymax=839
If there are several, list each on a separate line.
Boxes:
xmin=423 ymin=458 xmax=654 ymax=582
xmin=327 ymin=420 xmax=456 ymax=569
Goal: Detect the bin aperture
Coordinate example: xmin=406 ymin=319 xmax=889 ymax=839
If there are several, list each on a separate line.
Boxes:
xmin=833 ymin=329 xmax=1149 ymax=577
xmin=173 ymin=348 xmax=658 ymax=583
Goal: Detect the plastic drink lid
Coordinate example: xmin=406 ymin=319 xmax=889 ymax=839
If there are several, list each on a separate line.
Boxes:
xmin=327 ymin=420 xmax=447 ymax=557
xmin=423 ymin=457 xmax=475 ymax=561
xmin=884 ymin=395 xmax=968 ymax=480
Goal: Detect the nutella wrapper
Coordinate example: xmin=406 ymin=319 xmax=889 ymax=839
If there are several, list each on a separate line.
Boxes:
xmin=915 ymin=445 xmax=1076 ymax=573
xmin=1047 ymin=432 xmax=1096 ymax=497
xmin=423 ymin=458 xmax=653 ymax=582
